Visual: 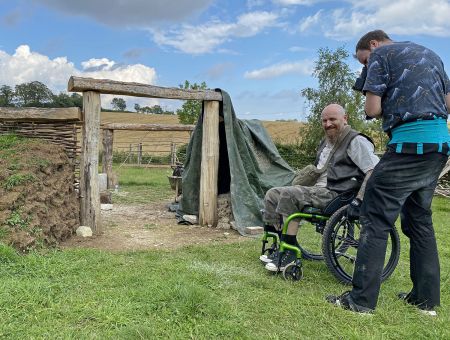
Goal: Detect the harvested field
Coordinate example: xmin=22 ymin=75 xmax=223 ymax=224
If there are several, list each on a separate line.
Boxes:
xmin=100 ymin=112 xmax=305 ymax=156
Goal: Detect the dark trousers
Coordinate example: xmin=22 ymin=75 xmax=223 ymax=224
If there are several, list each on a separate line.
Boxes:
xmin=350 ymin=151 xmax=448 ymax=310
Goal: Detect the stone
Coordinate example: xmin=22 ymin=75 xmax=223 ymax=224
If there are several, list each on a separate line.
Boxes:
xmin=76 ymin=226 xmax=93 ymax=237
xmin=101 ymin=204 xmax=113 ymax=211
xmin=245 ymin=226 xmax=264 ymax=235
xmin=183 ymin=214 xmax=198 ymax=224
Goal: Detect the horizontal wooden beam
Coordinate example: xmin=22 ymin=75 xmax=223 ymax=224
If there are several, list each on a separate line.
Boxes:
xmin=101 ymin=123 xmax=195 ymax=131
xmin=68 ymin=76 xmax=223 ymax=101
xmin=0 ymin=107 xmax=81 ymax=122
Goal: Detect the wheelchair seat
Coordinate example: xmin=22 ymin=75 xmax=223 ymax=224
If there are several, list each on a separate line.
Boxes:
xmin=301 ymin=190 xmax=357 ymax=216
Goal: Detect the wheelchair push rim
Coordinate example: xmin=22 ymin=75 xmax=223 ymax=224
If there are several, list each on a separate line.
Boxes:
xmin=322 ymin=205 xmax=400 ymax=285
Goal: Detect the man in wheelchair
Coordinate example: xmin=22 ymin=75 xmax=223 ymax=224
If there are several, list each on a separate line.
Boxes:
xmin=260 ymin=103 xmax=379 ymax=273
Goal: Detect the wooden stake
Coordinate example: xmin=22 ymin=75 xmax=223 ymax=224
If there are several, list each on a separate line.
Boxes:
xmin=80 ymin=91 xmax=101 ymax=233
xmin=102 ymin=129 xmax=114 ymax=189
xmin=199 ymin=101 xmax=220 ymax=227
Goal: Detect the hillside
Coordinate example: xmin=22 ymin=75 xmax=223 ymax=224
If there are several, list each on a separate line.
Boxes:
xmin=100 ymin=112 xmax=304 ymax=155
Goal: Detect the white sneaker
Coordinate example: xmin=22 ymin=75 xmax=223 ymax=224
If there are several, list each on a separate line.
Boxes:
xmin=419 ymin=309 xmax=437 ymax=317
xmin=259 ymin=250 xmax=279 ymax=264
xmin=264 ymin=250 xmax=296 ymax=272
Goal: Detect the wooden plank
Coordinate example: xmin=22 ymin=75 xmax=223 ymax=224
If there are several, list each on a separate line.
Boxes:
xmin=102 ymin=129 xmax=114 ymax=189
xmin=80 ymin=91 xmax=101 ymax=233
xmin=199 ymin=100 xmax=220 ymax=227
xmin=0 ymin=107 xmax=81 ymax=122
xmin=101 ymin=123 xmax=195 ymax=131
xmin=68 ymin=76 xmax=223 ymax=101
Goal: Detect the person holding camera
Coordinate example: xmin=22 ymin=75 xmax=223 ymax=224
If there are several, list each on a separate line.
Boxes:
xmin=327 ymin=30 xmax=450 ymax=315
xmin=261 ymin=103 xmax=379 ymax=271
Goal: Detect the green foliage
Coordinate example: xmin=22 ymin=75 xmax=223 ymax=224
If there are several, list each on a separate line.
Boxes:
xmin=111 ymin=97 xmax=127 ymax=111
xmin=14 ymin=81 xmax=54 ymax=107
xmin=176 ymin=143 xmax=188 ymax=164
xmin=5 ymin=210 xmax=30 ymax=229
xmin=51 ymin=92 xmax=82 ymax=108
xmin=3 ymin=173 xmax=36 ymax=190
xmin=300 ymin=47 xmax=368 ymax=155
xmin=0 ymin=85 xmax=15 ymax=107
xmin=134 ymin=104 xmax=175 ymax=115
xmin=275 ymin=142 xmax=315 ymax=169
xmin=177 ymin=80 xmax=208 ymax=124
xmin=0 ymin=134 xmax=25 ymax=150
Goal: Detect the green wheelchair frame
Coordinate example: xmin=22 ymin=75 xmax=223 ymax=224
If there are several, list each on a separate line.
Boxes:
xmin=261 ymin=191 xmax=401 ymax=284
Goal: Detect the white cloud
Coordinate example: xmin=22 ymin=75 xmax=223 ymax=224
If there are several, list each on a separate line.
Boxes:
xmin=302 ymin=0 xmax=450 ymax=39
xmin=152 ymin=11 xmax=279 ymax=54
xmin=299 ymin=10 xmax=322 ymax=32
xmin=0 ymin=45 xmax=158 ymax=110
xmin=288 ymin=46 xmax=309 ymax=52
xmin=32 ymin=0 xmax=212 ymax=27
xmin=244 ymin=60 xmax=313 ymax=79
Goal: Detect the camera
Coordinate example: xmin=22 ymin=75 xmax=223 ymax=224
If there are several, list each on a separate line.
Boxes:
xmin=352 ymin=66 xmax=367 ymax=95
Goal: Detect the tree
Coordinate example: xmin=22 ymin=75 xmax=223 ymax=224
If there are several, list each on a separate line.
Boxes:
xmin=0 ymin=85 xmax=15 ymax=107
xmin=111 ymin=97 xmax=126 ymax=111
xmin=134 ymin=103 xmax=141 ymax=112
xmin=300 ymin=47 xmax=369 ymax=156
xmin=176 ymin=80 xmax=208 ymax=124
xmin=51 ymin=92 xmax=83 ymax=108
xmin=14 ymin=81 xmax=54 ymax=107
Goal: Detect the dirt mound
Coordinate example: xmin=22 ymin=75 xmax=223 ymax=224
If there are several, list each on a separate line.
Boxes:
xmin=0 ymin=135 xmax=79 ymax=251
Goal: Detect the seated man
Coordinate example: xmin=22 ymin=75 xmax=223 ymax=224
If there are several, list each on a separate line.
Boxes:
xmin=261 ymin=103 xmax=379 ymax=271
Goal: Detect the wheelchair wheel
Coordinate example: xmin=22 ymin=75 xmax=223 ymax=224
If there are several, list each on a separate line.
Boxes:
xmin=322 ymin=205 xmax=400 ymax=285
xmin=297 ymin=220 xmax=324 ymax=261
xmin=283 ymin=263 xmax=303 ymax=281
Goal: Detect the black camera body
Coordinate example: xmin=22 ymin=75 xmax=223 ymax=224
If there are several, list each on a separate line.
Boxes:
xmin=352 ymin=66 xmax=368 ymax=95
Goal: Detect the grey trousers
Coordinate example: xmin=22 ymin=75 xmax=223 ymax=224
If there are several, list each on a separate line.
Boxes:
xmin=263 ymin=185 xmax=338 ymax=226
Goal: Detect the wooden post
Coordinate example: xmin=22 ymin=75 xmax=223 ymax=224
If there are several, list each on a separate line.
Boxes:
xmin=129 ymin=144 xmax=132 ymax=164
xmin=199 ymin=101 xmax=220 ymax=227
xmin=138 ymin=143 xmax=143 ymax=165
xmin=171 ymin=142 xmax=176 ymax=166
xmin=80 ymin=91 xmax=101 ymax=232
xmin=102 ymin=129 xmax=114 ymax=189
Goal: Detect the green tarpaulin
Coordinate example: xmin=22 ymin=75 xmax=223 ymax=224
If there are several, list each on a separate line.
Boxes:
xmin=178 ymin=90 xmax=295 ymax=235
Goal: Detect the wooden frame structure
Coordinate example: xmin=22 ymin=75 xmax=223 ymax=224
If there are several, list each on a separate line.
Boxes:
xmin=101 ymin=123 xmax=195 ymax=189
xmin=68 ymin=76 xmax=223 ymax=232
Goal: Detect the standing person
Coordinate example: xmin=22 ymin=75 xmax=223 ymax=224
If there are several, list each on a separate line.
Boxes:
xmin=327 ymin=30 xmax=450 ymax=315
xmin=261 ymin=104 xmax=379 ymax=271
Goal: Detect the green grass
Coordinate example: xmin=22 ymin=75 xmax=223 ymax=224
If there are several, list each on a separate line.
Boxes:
xmin=1 ymin=165 xmax=449 ymax=338
xmin=0 ymin=197 xmax=449 ymax=338
xmin=110 ymin=166 xmax=174 ymax=204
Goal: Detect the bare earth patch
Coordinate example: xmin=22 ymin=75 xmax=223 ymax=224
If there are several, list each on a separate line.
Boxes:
xmin=60 ymin=199 xmax=246 ymax=252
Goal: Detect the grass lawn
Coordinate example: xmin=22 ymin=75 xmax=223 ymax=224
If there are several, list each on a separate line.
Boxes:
xmin=1 ymin=166 xmax=449 ymax=339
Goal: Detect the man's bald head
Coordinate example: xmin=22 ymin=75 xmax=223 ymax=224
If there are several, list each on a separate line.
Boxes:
xmin=321 ymin=104 xmax=348 ymax=142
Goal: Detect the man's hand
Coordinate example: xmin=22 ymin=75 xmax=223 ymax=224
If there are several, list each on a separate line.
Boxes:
xmin=347 ymin=198 xmax=362 ymax=221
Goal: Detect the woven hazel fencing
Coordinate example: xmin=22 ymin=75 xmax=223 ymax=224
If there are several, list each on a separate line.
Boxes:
xmin=0 ymin=107 xmax=82 ymax=189
xmin=0 ymin=121 xmax=82 ymax=188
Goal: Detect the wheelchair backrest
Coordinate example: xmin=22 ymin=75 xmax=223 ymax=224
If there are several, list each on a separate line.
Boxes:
xmin=322 ymin=190 xmax=357 ymax=216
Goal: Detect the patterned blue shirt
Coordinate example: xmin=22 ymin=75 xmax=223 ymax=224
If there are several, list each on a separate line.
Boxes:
xmin=363 ymin=41 xmax=450 ymax=154
xmin=364 ymin=41 xmax=449 ymax=132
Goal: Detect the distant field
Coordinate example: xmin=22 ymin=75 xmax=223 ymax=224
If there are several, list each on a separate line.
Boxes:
xmin=100 ymin=112 xmax=305 ymax=155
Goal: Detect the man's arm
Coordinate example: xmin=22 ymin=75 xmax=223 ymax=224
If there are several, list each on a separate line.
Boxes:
xmin=365 ymin=92 xmax=382 ymax=118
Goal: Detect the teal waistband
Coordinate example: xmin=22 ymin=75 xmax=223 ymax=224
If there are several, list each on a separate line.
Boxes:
xmin=389 ymin=118 xmax=450 ymax=144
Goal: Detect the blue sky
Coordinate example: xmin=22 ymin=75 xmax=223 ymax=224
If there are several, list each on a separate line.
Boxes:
xmin=1 ymin=0 xmax=450 ymax=121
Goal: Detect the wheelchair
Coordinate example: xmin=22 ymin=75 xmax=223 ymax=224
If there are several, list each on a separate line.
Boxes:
xmin=261 ymin=190 xmax=401 ymax=284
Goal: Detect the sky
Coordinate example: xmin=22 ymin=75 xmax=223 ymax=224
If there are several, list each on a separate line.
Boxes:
xmin=1 ymin=0 xmax=450 ymax=121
